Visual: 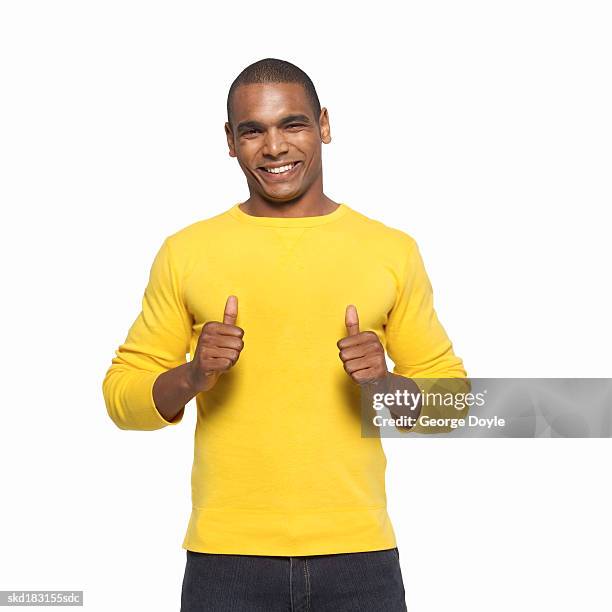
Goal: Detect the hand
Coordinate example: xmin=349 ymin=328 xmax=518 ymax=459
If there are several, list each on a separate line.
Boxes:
xmin=337 ymin=304 xmax=388 ymax=385
xmin=188 ymin=295 xmax=245 ymax=393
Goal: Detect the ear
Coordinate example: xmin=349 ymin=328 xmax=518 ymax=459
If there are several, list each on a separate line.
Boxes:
xmin=225 ymin=122 xmax=237 ymax=157
xmin=319 ymin=107 xmax=332 ymax=144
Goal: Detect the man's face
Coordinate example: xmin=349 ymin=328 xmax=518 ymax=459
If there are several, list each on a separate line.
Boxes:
xmin=225 ymin=82 xmax=331 ymax=203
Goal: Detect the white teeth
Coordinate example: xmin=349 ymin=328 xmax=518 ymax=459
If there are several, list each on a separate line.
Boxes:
xmin=264 ymin=163 xmax=295 ymax=174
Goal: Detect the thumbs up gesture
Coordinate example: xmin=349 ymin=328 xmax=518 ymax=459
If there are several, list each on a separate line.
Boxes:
xmin=188 ymin=295 xmax=245 ymax=393
xmin=337 ymin=304 xmax=388 ymax=385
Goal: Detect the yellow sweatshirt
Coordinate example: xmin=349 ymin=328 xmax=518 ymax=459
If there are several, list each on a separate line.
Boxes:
xmin=102 ymin=202 xmax=467 ymax=556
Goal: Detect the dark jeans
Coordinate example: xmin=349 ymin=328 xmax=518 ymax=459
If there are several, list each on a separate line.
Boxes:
xmin=180 ymin=547 xmax=407 ymax=611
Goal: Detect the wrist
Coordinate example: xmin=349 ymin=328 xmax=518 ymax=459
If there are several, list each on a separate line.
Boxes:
xmin=184 ymin=361 xmax=219 ymax=394
xmin=183 ymin=362 xmax=201 ymax=395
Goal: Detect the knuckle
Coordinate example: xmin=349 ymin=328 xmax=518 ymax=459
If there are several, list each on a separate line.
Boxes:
xmin=356 ymin=370 xmax=371 ymax=383
xmin=201 ymin=359 xmax=216 ymax=372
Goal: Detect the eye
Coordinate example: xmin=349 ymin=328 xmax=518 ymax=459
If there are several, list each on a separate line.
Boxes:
xmin=286 ymin=123 xmax=305 ymax=130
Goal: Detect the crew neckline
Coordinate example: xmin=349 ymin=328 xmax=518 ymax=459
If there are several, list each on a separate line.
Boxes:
xmin=228 ymin=202 xmax=350 ymax=228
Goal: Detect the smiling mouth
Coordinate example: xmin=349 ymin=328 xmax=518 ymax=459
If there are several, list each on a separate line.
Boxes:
xmin=256 ymin=161 xmax=302 ymax=179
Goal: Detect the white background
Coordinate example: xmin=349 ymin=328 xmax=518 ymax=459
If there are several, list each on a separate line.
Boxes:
xmin=1 ymin=1 xmax=611 ymax=610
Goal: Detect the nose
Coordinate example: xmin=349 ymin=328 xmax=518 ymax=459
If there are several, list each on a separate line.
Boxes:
xmin=262 ymin=127 xmax=289 ymax=157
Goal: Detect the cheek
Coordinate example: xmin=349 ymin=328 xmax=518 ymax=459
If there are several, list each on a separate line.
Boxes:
xmin=236 ymin=142 xmax=259 ymax=162
xmin=292 ymin=134 xmax=319 ymax=155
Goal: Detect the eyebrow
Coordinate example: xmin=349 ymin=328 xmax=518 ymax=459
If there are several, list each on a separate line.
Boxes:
xmin=236 ymin=114 xmax=312 ymax=133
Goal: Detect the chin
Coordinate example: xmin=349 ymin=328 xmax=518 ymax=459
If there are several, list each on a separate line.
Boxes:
xmin=261 ymin=189 xmax=303 ymax=202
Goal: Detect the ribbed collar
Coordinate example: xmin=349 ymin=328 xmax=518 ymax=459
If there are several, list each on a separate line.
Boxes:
xmin=228 ymin=202 xmax=350 ymax=228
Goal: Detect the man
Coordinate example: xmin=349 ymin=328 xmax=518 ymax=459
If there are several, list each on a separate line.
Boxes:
xmin=102 ymin=57 xmax=467 ymax=611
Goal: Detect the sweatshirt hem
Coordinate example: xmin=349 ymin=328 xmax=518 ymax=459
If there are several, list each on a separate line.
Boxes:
xmin=181 ymin=504 xmax=397 ymax=557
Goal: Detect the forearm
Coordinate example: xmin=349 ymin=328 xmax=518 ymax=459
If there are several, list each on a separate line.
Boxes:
xmin=405 ymin=376 xmax=471 ymax=434
xmin=390 ymin=376 xmax=422 ymax=431
xmin=152 ymin=362 xmax=198 ymax=423
xmin=364 ymin=373 xmax=423 ymax=432
xmin=364 ymin=372 xmax=469 ymax=433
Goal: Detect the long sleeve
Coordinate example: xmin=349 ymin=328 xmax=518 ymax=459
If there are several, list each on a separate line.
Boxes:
xmin=384 ymin=237 xmax=469 ymax=433
xmin=102 ymin=236 xmax=193 ymax=431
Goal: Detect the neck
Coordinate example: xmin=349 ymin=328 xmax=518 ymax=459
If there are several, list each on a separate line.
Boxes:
xmin=240 ymin=184 xmax=339 ymax=218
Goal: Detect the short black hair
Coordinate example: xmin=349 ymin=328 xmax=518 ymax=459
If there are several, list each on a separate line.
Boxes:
xmin=227 ymin=58 xmax=321 ymax=127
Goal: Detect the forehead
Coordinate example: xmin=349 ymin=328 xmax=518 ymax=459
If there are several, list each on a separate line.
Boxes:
xmin=231 ymin=82 xmax=314 ymax=124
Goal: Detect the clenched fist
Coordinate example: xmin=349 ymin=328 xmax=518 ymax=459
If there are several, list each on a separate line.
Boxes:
xmin=188 ymin=295 xmax=245 ymax=393
xmin=337 ymin=304 xmax=388 ymax=385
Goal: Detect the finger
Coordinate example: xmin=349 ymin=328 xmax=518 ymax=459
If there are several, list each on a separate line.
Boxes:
xmin=206 ymin=335 xmax=244 ymax=351
xmin=352 ymin=368 xmax=382 ymax=385
xmin=343 ymin=356 xmax=375 ymax=375
xmin=203 ymin=321 xmax=244 ymax=338
xmin=339 ymin=342 xmax=380 ymax=362
xmin=337 ymin=330 xmax=378 ymax=350
xmin=345 ymin=304 xmax=360 ymax=336
xmin=223 ymin=295 xmax=238 ymax=325
xmin=202 ymin=346 xmax=240 ymax=363
xmin=201 ymin=357 xmax=233 ymax=372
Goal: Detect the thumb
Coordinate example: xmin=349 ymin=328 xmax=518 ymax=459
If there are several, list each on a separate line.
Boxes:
xmin=345 ymin=304 xmax=360 ymax=336
xmin=223 ymin=295 xmax=238 ymax=325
